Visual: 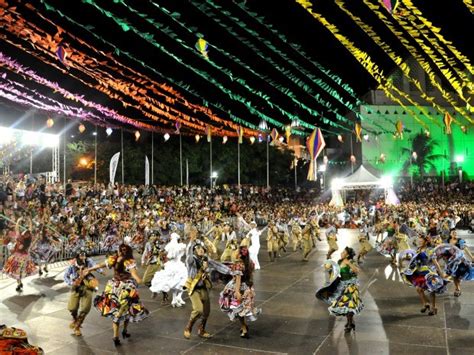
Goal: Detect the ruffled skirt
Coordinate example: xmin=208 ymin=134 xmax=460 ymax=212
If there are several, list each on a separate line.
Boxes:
xmin=30 ymin=243 xmax=58 ymax=264
xmin=316 ymin=277 xmax=364 ymax=316
xmin=219 ymin=280 xmax=261 ymax=322
xmin=149 ymin=260 xmax=187 ymax=293
xmin=94 ymin=278 xmax=149 ymax=323
xmin=2 ymin=253 xmax=38 ymax=280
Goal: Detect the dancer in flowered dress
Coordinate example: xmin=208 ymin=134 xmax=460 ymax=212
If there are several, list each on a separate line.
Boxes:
xmin=2 ymin=217 xmax=37 ymax=292
xmin=316 ymin=247 xmax=363 ymax=333
xmin=30 ymin=226 xmax=59 ymax=276
xmin=219 ymin=246 xmax=260 ymax=338
xmin=441 ymin=231 xmax=473 ymax=296
xmin=400 ymin=235 xmax=448 ymax=316
xmin=90 ymin=244 xmax=149 ymax=346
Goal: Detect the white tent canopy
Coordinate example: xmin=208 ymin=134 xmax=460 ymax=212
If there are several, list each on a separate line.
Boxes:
xmin=329 ymin=165 xmax=399 ymax=206
xmin=332 ymin=165 xmax=382 ymax=190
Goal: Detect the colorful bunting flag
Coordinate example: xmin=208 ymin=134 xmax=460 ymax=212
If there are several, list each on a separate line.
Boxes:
xmin=306 ymin=128 xmax=326 ymax=181
xmin=205 ymin=124 xmax=212 ymax=142
xmin=236 ymin=126 xmax=244 ymax=144
xmin=354 ymin=123 xmax=362 ymax=142
xmin=270 ymin=128 xmax=279 ymax=145
xmin=443 ymin=112 xmax=453 ymax=134
xmin=394 ymin=120 xmax=404 ymax=139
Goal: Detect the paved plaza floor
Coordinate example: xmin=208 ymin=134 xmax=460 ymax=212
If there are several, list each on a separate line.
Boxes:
xmin=1 ymin=229 xmax=473 ymax=354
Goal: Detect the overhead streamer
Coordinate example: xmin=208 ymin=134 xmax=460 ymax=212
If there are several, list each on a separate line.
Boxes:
xmin=180 ymin=0 xmax=357 ymax=131
xmin=462 ymin=0 xmax=474 ymax=13
xmin=143 ymin=0 xmax=355 ymax=134
xmin=0 ymin=29 xmax=217 ymax=136
xmin=400 ymin=1 xmax=473 ymax=78
xmin=335 ymin=0 xmax=443 ymax=127
xmin=0 ymin=51 xmax=184 ymax=133
xmin=295 ymin=0 xmax=429 ymax=130
xmin=363 ymin=0 xmax=472 ymax=123
xmin=230 ymin=0 xmax=396 ymax=132
xmin=4 ymin=1 xmax=263 ymax=136
xmin=36 ymin=0 xmax=270 ymax=134
xmin=81 ymin=0 xmax=322 ymax=136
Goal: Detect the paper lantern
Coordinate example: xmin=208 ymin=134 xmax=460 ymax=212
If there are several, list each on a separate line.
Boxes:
xmin=78 ymin=124 xmax=86 ymax=133
xmin=337 ymin=134 xmax=343 ymax=143
xmin=106 ymin=127 xmax=113 ymax=136
xmin=195 ymin=134 xmax=200 ymax=143
xmin=222 ymin=136 xmax=228 ymax=144
xmin=46 ymin=118 xmax=54 ymax=128
xmin=249 ymin=136 xmax=256 ymax=144
xmin=350 ymin=155 xmax=356 ymax=163
xmin=135 ymin=130 xmax=141 ymax=141
xmin=164 ymin=133 xmax=170 ymax=142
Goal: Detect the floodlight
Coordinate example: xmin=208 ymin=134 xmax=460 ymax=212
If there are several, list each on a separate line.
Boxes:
xmin=380 ymin=175 xmax=394 ymax=188
xmin=331 ymin=178 xmax=343 ymax=189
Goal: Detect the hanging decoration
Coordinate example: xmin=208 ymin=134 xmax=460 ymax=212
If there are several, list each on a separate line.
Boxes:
xmin=362 ymin=0 xmax=472 ymax=123
xmin=222 ymin=136 xmax=228 ymax=144
xmin=335 ymin=0 xmax=445 ymax=127
xmin=270 ymin=128 xmax=279 ymax=145
xmin=350 ymin=155 xmax=356 ymax=163
xmin=46 ymin=118 xmax=54 ymax=128
xmin=296 ymin=0 xmax=431 ymax=130
xmin=195 ymin=37 xmax=209 ymax=60
xmin=164 ymin=133 xmax=170 ymax=141
xmin=443 ymin=112 xmax=453 ymax=134
xmin=55 ymin=43 xmax=67 ymax=65
xmin=249 ymin=136 xmax=255 ymax=144
xmin=401 ymin=1 xmax=472 ymax=88
xmin=323 ymin=155 xmax=329 ymax=165
xmin=379 ymin=153 xmax=386 ymax=163
xmin=285 ymin=125 xmax=291 ymax=143
xmin=186 ymin=0 xmax=369 ymax=132
xmin=306 ymin=128 xmax=326 ymax=181
xmin=424 ymin=129 xmax=430 ymax=138
xmin=175 ymin=121 xmax=181 ymax=134
xmin=354 ymin=123 xmax=362 ymax=142
xmin=460 ymin=125 xmax=468 ymax=134
xmin=3 ymin=3 xmax=263 ymax=137
xmin=78 ymin=124 xmax=86 ymax=133
xmin=135 ymin=130 xmax=141 ymax=141
xmin=394 ymin=120 xmax=404 ymax=139
xmin=205 ymin=124 xmax=212 ymax=142
xmin=236 ymin=126 xmax=244 ymax=144
xmin=337 ymin=134 xmax=344 ymax=143
xmin=106 ymin=127 xmax=113 ymax=136
xmin=195 ymin=134 xmax=201 ymax=143
xmin=382 ymin=0 xmax=399 ymax=14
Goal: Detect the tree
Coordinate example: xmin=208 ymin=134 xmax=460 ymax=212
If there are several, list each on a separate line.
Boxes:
xmin=402 ymin=133 xmax=443 ymax=177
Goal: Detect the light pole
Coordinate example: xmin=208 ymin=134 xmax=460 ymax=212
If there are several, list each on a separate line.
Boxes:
xmin=294 ymin=158 xmax=297 ymax=190
xmin=211 ymin=171 xmax=218 ymax=188
xmin=456 ymin=155 xmax=464 ymax=183
xmin=94 ymin=126 xmax=97 ymax=186
xmin=410 ymin=151 xmax=417 ymax=187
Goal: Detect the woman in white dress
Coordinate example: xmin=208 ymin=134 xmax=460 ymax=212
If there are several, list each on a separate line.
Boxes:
xmin=150 ymin=233 xmax=187 ymax=307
